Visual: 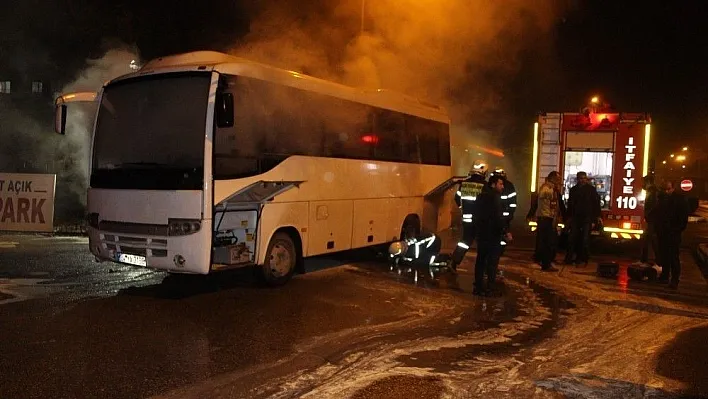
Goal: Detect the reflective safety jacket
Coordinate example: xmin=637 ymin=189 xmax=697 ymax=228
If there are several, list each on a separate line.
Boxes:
xmin=455 ymin=174 xmax=487 ymax=223
xmin=392 ymin=233 xmax=444 ymax=267
xmin=500 ymin=179 xmax=518 ymax=225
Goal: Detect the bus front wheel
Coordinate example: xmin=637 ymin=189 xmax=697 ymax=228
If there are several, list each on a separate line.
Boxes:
xmin=261 ymin=232 xmax=297 ymax=286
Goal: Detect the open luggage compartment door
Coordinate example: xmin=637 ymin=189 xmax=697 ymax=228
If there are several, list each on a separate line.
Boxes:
xmin=212 ymin=181 xmax=304 ymax=269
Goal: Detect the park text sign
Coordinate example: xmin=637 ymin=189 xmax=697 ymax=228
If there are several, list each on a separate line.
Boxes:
xmin=0 ymin=173 xmax=56 ymax=233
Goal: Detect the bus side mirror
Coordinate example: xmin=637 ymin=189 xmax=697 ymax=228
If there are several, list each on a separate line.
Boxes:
xmin=55 ymin=104 xmax=67 ymax=135
xmin=216 ymin=92 xmax=234 ymax=128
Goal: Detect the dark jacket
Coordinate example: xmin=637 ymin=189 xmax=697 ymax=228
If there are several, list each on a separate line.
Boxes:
xmin=474 ymin=185 xmax=504 ymax=242
xmin=644 ymin=186 xmax=659 ymax=223
xmin=567 ymin=183 xmax=601 ymax=221
xmin=455 ymin=174 xmax=486 ymax=215
xmin=501 ymin=179 xmax=518 ymax=223
xmin=653 ymin=191 xmax=689 ymax=234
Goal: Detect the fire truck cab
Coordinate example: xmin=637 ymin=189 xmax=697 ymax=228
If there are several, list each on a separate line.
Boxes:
xmin=529 ymin=100 xmax=651 ymax=240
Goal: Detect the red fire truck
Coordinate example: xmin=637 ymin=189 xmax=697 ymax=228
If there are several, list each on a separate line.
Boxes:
xmin=529 ymin=99 xmax=652 ymax=240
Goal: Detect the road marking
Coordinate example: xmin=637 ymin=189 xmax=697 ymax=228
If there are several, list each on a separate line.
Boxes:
xmin=0 ymin=241 xmax=19 ymax=249
xmin=0 ymin=278 xmax=55 ymax=306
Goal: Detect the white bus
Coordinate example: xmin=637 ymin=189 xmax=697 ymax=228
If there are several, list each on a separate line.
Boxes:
xmin=55 ymin=51 xmax=453 ymax=285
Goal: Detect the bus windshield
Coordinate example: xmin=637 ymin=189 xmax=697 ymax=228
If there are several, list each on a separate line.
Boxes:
xmin=91 ymin=72 xmax=211 ymax=190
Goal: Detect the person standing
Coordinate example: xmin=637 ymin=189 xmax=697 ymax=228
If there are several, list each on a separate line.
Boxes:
xmin=450 ymin=160 xmax=488 ymax=271
xmin=527 ymin=177 xmax=566 ymax=264
xmin=492 ymin=167 xmax=517 ymax=250
xmin=472 ymin=174 xmax=509 ymax=296
xmin=655 ymin=180 xmax=689 ymax=289
xmin=535 ymin=171 xmax=562 ymax=271
xmin=637 ymin=174 xmax=659 ymax=265
xmin=527 ymin=191 xmax=541 ymax=262
xmin=564 ymin=171 xmax=601 ymax=265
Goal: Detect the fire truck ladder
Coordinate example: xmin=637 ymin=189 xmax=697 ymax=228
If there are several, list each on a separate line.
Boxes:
xmin=537 ymin=113 xmax=562 ymax=191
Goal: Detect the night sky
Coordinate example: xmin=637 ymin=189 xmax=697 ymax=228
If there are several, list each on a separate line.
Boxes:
xmin=554 ymin=1 xmax=708 ymax=158
xmin=3 ymin=0 xmax=708 ymax=159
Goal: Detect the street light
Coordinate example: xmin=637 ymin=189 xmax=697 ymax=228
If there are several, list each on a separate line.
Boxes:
xmin=682 ymin=165 xmax=686 ymax=169
xmin=662 ymin=160 xmax=667 ymax=164
xmin=683 ymin=146 xmax=688 ymax=151
xmin=676 ymin=155 xmax=686 ymax=162
xmin=591 ymin=96 xmax=599 ymax=104
xmin=670 ymin=154 xmax=675 ymax=158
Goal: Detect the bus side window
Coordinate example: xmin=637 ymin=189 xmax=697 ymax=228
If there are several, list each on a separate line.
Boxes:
xmin=404 ymin=116 xmax=422 ymax=164
xmin=321 ymin=98 xmax=371 ymax=160
xmin=213 ymin=75 xmax=270 ymax=178
xmin=374 ymin=110 xmax=406 ymax=162
xmin=411 ymin=116 xmax=448 ymax=166
xmin=295 ymin=88 xmax=328 ymax=157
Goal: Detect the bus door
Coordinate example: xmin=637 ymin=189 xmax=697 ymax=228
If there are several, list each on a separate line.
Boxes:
xmin=423 ymin=176 xmax=466 ymax=234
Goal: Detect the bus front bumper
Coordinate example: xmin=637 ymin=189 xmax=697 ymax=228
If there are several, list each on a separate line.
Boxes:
xmin=86 ymin=220 xmax=213 ymax=274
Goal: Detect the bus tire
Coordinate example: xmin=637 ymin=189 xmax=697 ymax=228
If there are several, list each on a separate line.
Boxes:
xmin=400 ymin=215 xmax=421 ymax=240
xmin=261 ymin=232 xmax=297 ymax=286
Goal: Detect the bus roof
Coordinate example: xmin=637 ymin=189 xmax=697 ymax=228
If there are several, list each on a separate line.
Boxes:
xmin=124 ymin=51 xmax=450 ymax=123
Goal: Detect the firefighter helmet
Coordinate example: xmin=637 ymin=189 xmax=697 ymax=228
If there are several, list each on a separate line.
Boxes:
xmin=492 ymin=167 xmax=507 ymax=179
xmin=388 ymin=240 xmax=408 ymax=256
xmin=471 ymin=160 xmax=488 ymax=177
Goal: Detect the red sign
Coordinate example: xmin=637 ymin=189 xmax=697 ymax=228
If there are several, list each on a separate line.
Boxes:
xmin=610 ymin=122 xmax=645 ymax=215
xmin=680 ymin=179 xmax=693 ymax=191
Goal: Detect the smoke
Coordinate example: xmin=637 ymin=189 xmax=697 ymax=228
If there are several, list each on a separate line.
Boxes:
xmin=0 ymin=44 xmax=139 ymax=224
xmin=228 ymin=0 xmax=565 ymax=177
xmin=61 ymin=46 xmax=141 ymax=94
xmin=58 ymin=47 xmax=141 ymax=188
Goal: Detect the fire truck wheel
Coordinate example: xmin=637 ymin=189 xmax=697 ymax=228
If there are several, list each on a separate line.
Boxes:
xmin=261 ymin=232 xmax=296 ymax=286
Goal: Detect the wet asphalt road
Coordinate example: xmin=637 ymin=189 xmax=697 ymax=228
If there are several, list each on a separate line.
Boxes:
xmin=1 ymin=222 xmax=708 ymax=398
xmin=0 ymin=232 xmax=551 ymax=399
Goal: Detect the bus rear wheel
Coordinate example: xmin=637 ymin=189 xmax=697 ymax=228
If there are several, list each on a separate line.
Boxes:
xmin=261 ymin=232 xmax=297 ymax=286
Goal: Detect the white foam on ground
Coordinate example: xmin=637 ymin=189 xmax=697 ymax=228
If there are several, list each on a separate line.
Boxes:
xmin=260 ymin=279 xmax=553 ymax=398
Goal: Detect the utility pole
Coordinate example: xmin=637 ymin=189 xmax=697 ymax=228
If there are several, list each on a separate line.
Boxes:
xmin=361 ymin=0 xmax=366 ymax=35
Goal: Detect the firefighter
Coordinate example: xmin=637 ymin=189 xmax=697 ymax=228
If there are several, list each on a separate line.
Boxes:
xmin=473 ymin=174 xmax=510 ymax=296
xmin=450 ymin=160 xmax=488 ymax=271
xmin=388 ymin=233 xmax=446 ymax=280
xmin=492 ymin=167 xmax=517 ymax=250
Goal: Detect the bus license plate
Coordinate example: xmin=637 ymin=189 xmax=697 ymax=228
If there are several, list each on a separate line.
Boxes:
xmin=117 ymin=253 xmax=147 ymax=267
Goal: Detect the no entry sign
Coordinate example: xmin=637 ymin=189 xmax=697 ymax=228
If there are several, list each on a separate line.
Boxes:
xmin=680 ymin=179 xmax=693 ymax=191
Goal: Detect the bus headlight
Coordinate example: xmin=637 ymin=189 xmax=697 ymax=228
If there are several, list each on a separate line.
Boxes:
xmin=168 ymin=219 xmax=201 ymax=236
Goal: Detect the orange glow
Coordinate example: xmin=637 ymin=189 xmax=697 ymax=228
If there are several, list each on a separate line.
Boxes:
xmin=473 ymin=145 xmax=505 ymax=158
xmin=618 ymin=267 xmax=629 ymax=293
xmin=622 ymin=222 xmax=631 ymax=229
xmin=589 ymin=112 xmax=617 ymax=127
